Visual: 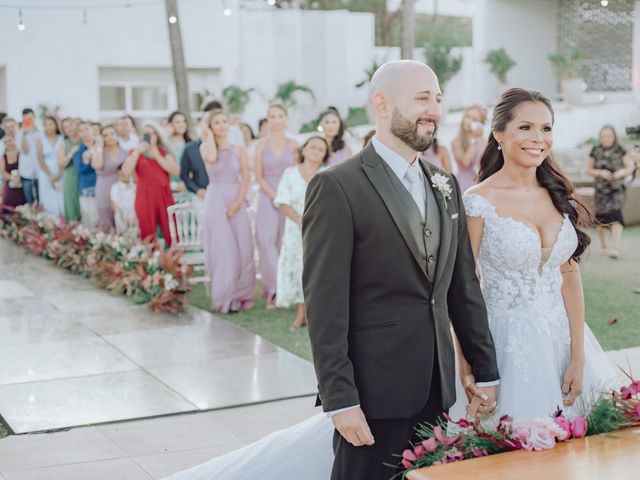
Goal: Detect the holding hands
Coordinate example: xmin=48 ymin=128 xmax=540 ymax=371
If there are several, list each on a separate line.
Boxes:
xmin=332 ymin=407 xmax=375 ymax=448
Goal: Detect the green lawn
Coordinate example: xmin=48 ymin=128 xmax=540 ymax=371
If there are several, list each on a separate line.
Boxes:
xmin=189 ymin=227 xmax=640 ymax=360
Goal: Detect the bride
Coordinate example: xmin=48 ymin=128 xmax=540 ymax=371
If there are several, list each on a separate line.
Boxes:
xmin=166 ymin=89 xmax=621 ymax=480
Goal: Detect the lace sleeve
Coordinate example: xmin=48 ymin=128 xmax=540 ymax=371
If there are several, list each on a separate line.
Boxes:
xmin=462 ymin=193 xmax=493 ymax=219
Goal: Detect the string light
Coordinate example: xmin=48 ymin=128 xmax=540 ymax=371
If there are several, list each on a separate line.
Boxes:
xmin=223 ymin=0 xmax=232 ymax=16
xmin=168 ymin=15 xmax=177 ymax=23
xmin=267 ymin=0 xmax=276 ymax=5
xmin=17 ymin=9 xmax=25 ymax=31
xmin=600 ymin=0 xmax=608 ymax=6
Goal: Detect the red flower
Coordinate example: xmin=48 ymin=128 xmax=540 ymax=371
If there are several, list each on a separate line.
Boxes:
xmin=471 ymin=448 xmax=488 ymax=457
xmin=434 ymin=426 xmax=459 ymax=446
xmin=402 ymin=449 xmax=417 ymax=462
xmin=401 ymin=459 xmax=413 ymax=469
xmin=413 ymin=445 xmax=426 ymax=458
xmin=553 ymin=416 xmax=572 ymax=441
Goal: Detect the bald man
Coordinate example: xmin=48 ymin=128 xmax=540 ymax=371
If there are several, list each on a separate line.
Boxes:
xmin=303 ymin=60 xmax=499 ymax=479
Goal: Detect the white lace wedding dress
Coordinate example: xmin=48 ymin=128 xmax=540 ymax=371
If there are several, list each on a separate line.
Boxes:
xmin=165 ymin=193 xmax=621 ymax=480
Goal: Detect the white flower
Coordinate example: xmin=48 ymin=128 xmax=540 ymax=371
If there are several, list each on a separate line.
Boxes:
xmin=431 ymin=173 xmax=453 ymax=209
xmin=163 ymin=273 xmax=179 ymax=291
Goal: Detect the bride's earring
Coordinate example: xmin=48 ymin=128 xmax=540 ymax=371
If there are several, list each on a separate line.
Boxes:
xmin=497 ymin=144 xmax=502 ymax=151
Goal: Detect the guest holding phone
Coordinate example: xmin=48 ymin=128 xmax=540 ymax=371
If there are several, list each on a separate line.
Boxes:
xmin=122 ymin=121 xmax=179 ymax=246
xmin=73 ymin=121 xmax=99 ymax=228
xmin=91 ymin=125 xmax=126 ymax=232
xmin=451 ymin=104 xmax=487 ymax=192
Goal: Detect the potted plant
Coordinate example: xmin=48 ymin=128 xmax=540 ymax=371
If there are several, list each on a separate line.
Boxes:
xmin=222 ymin=85 xmax=255 ymax=115
xmin=548 ymin=45 xmax=584 ymax=104
xmin=484 ymin=48 xmax=517 ymax=86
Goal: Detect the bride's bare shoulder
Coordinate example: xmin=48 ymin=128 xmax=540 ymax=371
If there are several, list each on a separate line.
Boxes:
xmin=464 ymin=177 xmax=497 ymax=200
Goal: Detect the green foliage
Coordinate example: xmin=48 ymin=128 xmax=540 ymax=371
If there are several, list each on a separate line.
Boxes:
xmin=484 ymin=48 xmax=517 ymax=84
xmin=222 ymin=85 xmax=255 ymax=115
xmin=345 ymin=106 xmax=369 ymax=127
xmin=585 ymin=396 xmax=627 ymax=435
xmin=355 ymin=59 xmax=383 ymax=89
xmin=299 ymin=117 xmax=321 ymax=134
xmin=422 ymin=22 xmax=464 ymax=89
xmin=273 ymin=81 xmax=316 ymax=108
xmin=548 ymin=44 xmax=583 ymax=79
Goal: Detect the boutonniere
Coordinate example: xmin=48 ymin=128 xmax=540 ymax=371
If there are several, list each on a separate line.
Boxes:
xmin=431 ymin=173 xmax=452 ymax=210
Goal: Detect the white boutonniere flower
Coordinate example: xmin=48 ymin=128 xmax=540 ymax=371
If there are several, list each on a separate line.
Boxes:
xmin=431 ymin=173 xmax=452 ymax=210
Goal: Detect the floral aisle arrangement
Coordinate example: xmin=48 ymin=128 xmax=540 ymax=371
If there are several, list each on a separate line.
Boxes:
xmin=0 ymin=205 xmax=192 ymax=313
xmin=396 ymin=377 xmax=640 ymax=477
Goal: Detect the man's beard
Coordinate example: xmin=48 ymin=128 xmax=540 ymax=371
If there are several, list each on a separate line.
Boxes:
xmin=390 ymin=108 xmax=437 ymax=152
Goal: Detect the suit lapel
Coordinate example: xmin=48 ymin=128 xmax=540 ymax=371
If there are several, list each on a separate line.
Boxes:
xmin=361 ymin=144 xmax=429 ymax=279
xmin=420 ymin=159 xmax=452 ymax=291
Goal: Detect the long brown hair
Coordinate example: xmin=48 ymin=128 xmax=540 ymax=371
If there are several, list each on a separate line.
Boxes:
xmin=478 ymin=88 xmax=591 ymax=262
xmin=457 ymin=104 xmax=486 ymax=152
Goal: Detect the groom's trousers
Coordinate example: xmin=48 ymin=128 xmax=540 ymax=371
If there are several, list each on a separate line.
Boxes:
xmin=330 ymin=367 xmax=442 ymax=480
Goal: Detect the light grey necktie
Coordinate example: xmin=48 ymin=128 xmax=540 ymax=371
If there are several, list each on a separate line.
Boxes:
xmin=404 ymin=163 xmax=425 ymax=219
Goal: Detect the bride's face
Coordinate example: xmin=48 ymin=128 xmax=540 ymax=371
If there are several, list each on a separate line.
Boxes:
xmin=493 ymin=101 xmax=553 ymax=169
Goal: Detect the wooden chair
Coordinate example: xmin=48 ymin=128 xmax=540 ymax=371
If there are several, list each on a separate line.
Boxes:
xmin=167 ymin=202 xmax=210 ymax=294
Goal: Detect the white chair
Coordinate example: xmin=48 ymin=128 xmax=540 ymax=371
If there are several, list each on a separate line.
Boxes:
xmin=167 ymin=202 xmax=210 ymax=292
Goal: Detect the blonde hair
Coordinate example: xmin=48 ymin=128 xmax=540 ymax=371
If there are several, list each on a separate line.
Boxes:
xmin=268 ymin=101 xmax=288 ymax=116
xmin=458 ymin=104 xmax=487 ymax=152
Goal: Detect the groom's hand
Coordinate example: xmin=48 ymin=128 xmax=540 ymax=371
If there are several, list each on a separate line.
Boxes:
xmin=332 ymin=407 xmax=375 ymax=447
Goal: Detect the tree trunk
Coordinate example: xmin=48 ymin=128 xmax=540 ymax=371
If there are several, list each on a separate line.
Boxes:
xmin=400 ymin=0 xmax=415 ymax=59
xmin=165 ymin=0 xmax=192 ymax=134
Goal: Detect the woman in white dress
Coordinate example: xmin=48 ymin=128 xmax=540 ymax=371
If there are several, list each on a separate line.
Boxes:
xmin=36 ymin=116 xmax=64 ymax=217
xmin=274 ymin=136 xmax=329 ymax=329
xmin=165 ymin=89 xmax=621 ymax=480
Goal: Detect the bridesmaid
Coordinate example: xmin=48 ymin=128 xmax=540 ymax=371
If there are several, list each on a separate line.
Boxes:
xmin=57 ymin=118 xmax=82 ymax=222
xmin=121 ymin=122 xmax=179 ymax=246
xmin=254 ymin=102 xmax=298 ymax=308
xmin=451 ymin=104 xmax=487 ymax=192
xmin=1 ymin=134 xmax=26 ymax=214
xmin=274 ymin=136 xmax=329 ymax=329
xmin=200 ymin=109 xmax=255 ymax=313
xmin=319 ymin=108 xmax=352 ymax=166
xmin=420 ymin=138 xmax=452 ymax=173
xmin=91 ymin=125 xmax=126 ymax=232
xmin=36 ymin=116 xmax=64 ymax=217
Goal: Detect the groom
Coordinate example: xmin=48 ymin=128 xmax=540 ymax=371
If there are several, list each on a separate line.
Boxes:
xmin=303 ymin=60 xmax=500 ymax=479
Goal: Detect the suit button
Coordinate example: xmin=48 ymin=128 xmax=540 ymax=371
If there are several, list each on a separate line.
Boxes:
xmin=431 ymin=299 xmax=435 ymax=306
xmin=427 ymin=255 xmax=435 ymax=264
xmin=425 ymin=229 xmax=431 ymax=238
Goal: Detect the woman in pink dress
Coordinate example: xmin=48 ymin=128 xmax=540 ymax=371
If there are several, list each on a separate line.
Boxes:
xmin=420 ymin=138 xmax=452 ymax=172
xmin=319 ymin=108 xmax=352 ymax=166
xmin=91 ymin=125 xmax=126 ymax=232
xmin=451 ymin=104 xmax=487 ymax=192
xmin=200 ymin=109 xmax=255 ymax=313
xmin=253 ymin=102 xmax=298 ymax=308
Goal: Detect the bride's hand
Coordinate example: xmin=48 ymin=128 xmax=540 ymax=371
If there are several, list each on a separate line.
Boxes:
xmin=562 ymin=362 xmax=584 ymax=406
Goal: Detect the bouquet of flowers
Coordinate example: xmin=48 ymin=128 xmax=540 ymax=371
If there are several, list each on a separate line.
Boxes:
xmin=0 ymin=205 xmax=192 ymax=313
xmin=396 ymin=376 xmax=640 ymax=477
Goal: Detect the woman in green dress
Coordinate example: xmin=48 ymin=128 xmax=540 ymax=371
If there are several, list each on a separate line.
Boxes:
xmin=57 ymin=118 xmax=82 ymax=222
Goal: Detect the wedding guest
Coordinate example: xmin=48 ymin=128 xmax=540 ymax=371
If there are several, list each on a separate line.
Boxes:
xmin=165 ymin=110 xmax=192 ymax=196
xmin=0 ymin=117 xmax=19 ymax=158
xmin=91 ymin=125 xmax=126 ymax=232
xmin=586 ymin=125 xmax=636 ymax=258
xmin=241 ymin=123 xmax=255 ymax=147
xmin=73 ymin=121 xmax=99 ymax=228
xmin=122 ymin=121 xmax=178 ymax=246
xmin=420 ymin=139 xmax=452 ymax=173
xmin=91 ymin=122 xmax=102 ymax=137
xmin=258 ymin=118 xmax=269 ymax=138
xmin=36 ymin=116 xmax=64 ymax=217
xmin=319 ymin=108 xmax=352 ymax=166
xmin=117 ymin=114 xmax=139 ymax=151
xmin=275 ymin=136 xmax=329 ymax=329
xmin=254 ymin=102 xmax=298 ymax=307
xmin=202 ymin=100 xmax=245 ymax=146
xmin=451 ymin=104 xmax=487 ymax=192
xmin=1 ymin=134 xmax=26 ymax=213
xmin=16 ymin=108 xmax=41 ymax=205
xmin=57 ymin=117 xmax=82 ymax=222
xmin=111 ymin=164 xmax=138 ymax=234
xmin=200 ymin=109 xmax=255 ymax=312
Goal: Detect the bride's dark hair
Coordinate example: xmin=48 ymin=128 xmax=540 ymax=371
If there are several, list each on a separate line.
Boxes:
xmin=478 ymin=88 xmax=591 ymax=262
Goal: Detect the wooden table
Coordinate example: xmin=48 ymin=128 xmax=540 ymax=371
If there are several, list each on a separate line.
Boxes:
xmin=407 ymin=427 xmax=640 ymax=480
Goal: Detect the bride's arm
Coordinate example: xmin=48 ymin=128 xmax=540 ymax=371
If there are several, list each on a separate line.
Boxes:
xmin=559 ymin=260 xmax=585 ymax=406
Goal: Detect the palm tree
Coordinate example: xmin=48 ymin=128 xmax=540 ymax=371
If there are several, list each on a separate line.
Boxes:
xmin=222 ymin=85 xmax=255 ymax=115
xmin=400 ymin=0 xmax=415 ymax=60
xmin=164 ymin=0 xmax=192 ymax=133
xmin=273 ymin=81 xmax=316 ymax=108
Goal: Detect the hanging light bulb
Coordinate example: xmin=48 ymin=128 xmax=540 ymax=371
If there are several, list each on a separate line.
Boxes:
xmin=169 ymin=15 xmax=178 ymax=24
xmin=17 ymin=9 xmax=25 ymax=31
xmin=600 ymin=0 xmax=608 ymax=6
xmin=223 ymin=0 xmax=232 ymax=16
xmin=267 ymin=0 xmax=277 ymax=5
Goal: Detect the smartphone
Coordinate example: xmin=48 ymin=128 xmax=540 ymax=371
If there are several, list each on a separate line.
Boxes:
xmin=143 ymin=132 xmax=151 ymax=144
xmin=23 ymin=117 xmax=33 ymax=130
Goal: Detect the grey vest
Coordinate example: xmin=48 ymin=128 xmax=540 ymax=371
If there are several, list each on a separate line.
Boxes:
xmin=380 ymin=161 xmax=441 ymax=283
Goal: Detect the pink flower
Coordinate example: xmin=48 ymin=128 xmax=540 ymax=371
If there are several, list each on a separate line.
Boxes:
xmin=413 ymin=445 xmax=426 ymax=458
xmin=471 ymin=448 xmax=488 ymax=457
xmin=421 ymin=437 xmax=439 ymax=453
xmin=401 ymin=459 xmax=413 ymax=469
xmin=512 ymin=417 xmax=564 ymax=451
xmin=553 ymin=416 xmax=572 ymax=441
xmin=444 ymin=452 xmax=464 ymax=463
xmin=402 ymin=449 xmax=417 ymax=462
xmin=434 ymin=426 xmax=459 ymax=446
xmin=571 ymin=417 xmax=588 ymax=438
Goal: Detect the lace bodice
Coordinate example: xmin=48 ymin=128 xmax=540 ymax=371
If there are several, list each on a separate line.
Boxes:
xmin=463 ymin=193 xmax=578 ymax=313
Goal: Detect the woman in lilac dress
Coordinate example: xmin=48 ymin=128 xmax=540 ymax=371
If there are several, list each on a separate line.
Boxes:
xmin=200 ymin=109 xmax=255 ymax=313
xmin=420 ymin=138 xmax=452 ymax=172
xmin=91 ymin=125 xmax=126 ymax=232
xmin=451 ymin=104 xmax=487 ymax=192
xmin=253 ymin=103 xmax=298 ymax=307
xmin=319 ymin=108 xmax=352 ymax=167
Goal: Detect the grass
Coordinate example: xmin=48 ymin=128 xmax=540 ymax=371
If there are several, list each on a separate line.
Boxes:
xmin=188 ymin=227 xmax=640 ymax=361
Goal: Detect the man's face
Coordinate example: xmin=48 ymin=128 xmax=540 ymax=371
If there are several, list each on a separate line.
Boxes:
xmin=389 ymin=69 xmax=442 ymax=152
